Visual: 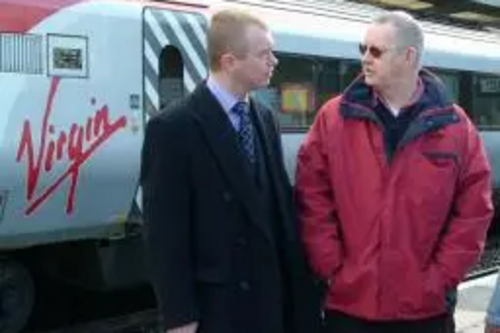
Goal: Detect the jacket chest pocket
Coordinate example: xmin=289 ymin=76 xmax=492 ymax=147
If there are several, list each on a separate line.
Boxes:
xmin=417 ymin=128 xmax=461 ymax=175
xmin=422 ymin=150 xmax=459 ymax=169
xmin=419 ymin=150 xmax=459 ymax=187
xmin=407 ymin=150 xmax=460 ymax=259
xmin=412 ymin=149 xmax=460 ymax=217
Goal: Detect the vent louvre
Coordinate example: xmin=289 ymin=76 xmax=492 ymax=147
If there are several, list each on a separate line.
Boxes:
xmin=0 ymin=33 xmax=43 ymax=74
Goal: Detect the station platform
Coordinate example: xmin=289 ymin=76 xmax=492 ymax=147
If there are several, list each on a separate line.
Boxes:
xmin=457 ymin=272 xmax=499 ymax=332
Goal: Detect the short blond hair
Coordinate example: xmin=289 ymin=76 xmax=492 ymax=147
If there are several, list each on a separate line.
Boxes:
xmin=207 ymin=9 xmax=268 ymax=71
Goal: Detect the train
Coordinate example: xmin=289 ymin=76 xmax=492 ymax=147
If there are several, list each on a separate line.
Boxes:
xmin=1 ymin=0 xmax=500 ymax=331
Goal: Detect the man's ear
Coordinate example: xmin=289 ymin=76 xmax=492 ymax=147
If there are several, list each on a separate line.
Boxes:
xmin=220 ymin=53 xmax=236 ymax=72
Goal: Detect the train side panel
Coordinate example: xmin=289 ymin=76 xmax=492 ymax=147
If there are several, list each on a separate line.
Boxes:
xmin=0 ymin=1 xmax=145 ymax=248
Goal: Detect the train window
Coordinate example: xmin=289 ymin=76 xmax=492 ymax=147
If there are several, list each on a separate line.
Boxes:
xmin=251 ymin=53 xmax=342 ymax=130
xmin=431 ymin=69 xmax=500 ymax=128
xmin=318 ymin=59 xmax=341 ymax=106
xmin=271 ymin=54 xmax=320 ymax=128
xmin=433 ymin=69 xmax=460 ymax=102
xmin=339 ymin=60 xmax=362 ymax=91
xmin=252 ymin=56 xmax=500 ymax=129
xmin=471 ymin=74 xmax=500 ymax=127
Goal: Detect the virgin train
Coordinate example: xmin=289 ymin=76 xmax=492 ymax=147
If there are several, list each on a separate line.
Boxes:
xmin=1 ymin=0 xmax=500 ymax=331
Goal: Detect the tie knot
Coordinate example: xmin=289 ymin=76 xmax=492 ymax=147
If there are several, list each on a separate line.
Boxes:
xmin=232 ymin=101 xmax=249 ymax=117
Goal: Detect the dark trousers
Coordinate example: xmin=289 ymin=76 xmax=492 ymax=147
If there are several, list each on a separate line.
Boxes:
xmin=325 ymin=310 xmax=455 ymax=333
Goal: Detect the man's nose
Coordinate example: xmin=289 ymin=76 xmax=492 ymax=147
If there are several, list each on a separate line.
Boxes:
xmin=361 ymin=50 xmax=371 ymax=63
xmin=270 ymin=53 xmax=278 ymax=67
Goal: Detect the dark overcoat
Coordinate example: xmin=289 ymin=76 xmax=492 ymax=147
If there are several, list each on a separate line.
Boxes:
xmin=141 ymin=83 xmax=323 ymax=333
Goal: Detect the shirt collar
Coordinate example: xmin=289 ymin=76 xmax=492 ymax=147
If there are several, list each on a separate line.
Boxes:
xmin=206 ymin=76 xmax=248 ymax=113
xmin=374 ymin=77 xmax=424 ymax=111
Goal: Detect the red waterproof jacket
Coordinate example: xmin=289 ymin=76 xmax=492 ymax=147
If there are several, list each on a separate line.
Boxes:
xmin=296 ymin=72 xmax=494 ymax=320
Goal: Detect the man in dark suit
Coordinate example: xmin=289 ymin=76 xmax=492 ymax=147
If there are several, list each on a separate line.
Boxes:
xmin=140 ymin=8 xmax=322 ymax=333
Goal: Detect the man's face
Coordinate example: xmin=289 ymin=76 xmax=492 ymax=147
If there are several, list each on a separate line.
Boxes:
xmin=361 ymin=22 xmax=409 ymax=91
xmin=231 ymin=25 xmax=278 ymax=90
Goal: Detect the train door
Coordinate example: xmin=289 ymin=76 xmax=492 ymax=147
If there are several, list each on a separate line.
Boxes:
xmin=142 ymin=7 xmax=208 ymax=118
xmin=133 ymin=7 xmax=208 ymax=216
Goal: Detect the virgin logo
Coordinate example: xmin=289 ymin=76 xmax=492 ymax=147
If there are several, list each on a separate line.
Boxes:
xmin=16 ymin=77 xmax=128 ymax=215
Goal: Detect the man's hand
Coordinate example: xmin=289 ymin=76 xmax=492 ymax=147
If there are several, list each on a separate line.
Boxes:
xmin=485 ymin=323 xmax=500 ymax=333
xmin=166 ymin=322 xmax=198 ymax=333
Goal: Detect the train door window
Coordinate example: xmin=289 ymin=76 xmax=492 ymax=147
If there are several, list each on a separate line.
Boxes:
xmin=159 ymin=46 xmax=184 ymax=110
xmin=472 ymin=73 xmax=500 ymax=127
xmin=251 ymin=53 xmax=341 ymax=130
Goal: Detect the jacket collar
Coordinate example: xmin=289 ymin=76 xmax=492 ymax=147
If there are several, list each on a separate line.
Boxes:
xmin=341 ymin=69 xmax=454 ymax=115
xmin=339 ymin=69 xmax=460 ymax=153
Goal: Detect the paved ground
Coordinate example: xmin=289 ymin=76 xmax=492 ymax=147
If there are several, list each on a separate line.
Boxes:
xmin=456 ymin=273 xmax=499 ymax=333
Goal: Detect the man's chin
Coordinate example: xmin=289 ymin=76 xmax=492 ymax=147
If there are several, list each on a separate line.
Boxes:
xmin=251 ymin=79 xmax=271 ymax=90
xmin=364 ymin=77 xmax=377 ymax=87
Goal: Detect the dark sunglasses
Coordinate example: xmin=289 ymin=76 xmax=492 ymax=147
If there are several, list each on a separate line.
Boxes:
xmin=359 ymin=43 xmax=389 ymax=59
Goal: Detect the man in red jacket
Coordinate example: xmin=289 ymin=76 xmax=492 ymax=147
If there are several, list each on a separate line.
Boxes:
xmin=295 ymin=10 xmax=494 ymax=333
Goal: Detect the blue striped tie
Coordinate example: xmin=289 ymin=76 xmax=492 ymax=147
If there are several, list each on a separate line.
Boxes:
xmin=232 ymin=101 xmax=256 ymax=166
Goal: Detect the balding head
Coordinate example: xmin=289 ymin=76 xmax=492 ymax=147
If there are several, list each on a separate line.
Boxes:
xmin=372 ymin=10 xmax=424 ymax=67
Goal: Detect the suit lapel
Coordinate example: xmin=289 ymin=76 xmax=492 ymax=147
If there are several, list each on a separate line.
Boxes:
xmin=251 ymin=101 xmax=295 ymax=240
xmin=190 ymin=84 xmax=274 ymax=243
